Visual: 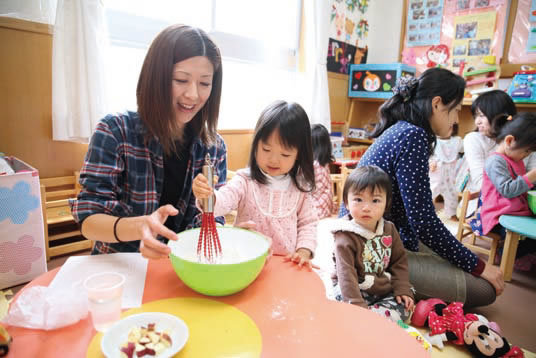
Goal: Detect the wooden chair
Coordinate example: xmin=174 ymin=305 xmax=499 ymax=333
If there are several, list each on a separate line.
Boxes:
xmin=456 ymin=190 xmax=500 ymax=265
xmin=330 ymin=165 xmax=352 ymax=213
xmin=40 ymin=172 xmax=92 ymax=261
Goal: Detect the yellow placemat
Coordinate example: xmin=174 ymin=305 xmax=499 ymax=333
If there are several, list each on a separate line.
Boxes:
xmin=87 ymin=297 xmax=262 ymax=357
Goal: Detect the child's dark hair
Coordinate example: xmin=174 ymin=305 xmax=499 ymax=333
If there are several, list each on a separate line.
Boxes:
xmin=371 ymin=68 xmax=465 ymax=155
xmin=471 ymin=90 xmax=517 ymax=138
xmin=343 ymin=166 xmax=392 ymax=211
xmin=494 ymin=112 xmax=536 ymax=152
xmin=311 ymin=124 xmax=334 ymax=166
xmin=249 ymin=100 xmax=315 ymax=192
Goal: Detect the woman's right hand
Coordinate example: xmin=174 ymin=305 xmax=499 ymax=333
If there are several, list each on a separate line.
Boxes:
xmin=130 ymin=205 xmax=179 ymax=260
xmin=192 ymin=173 xmax=213 ymax=200
xmin=480 ymin=262 xmax=504 ymax=296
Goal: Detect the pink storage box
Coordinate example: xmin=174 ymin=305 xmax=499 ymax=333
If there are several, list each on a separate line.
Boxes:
xmin=0 ymin=157 xmax=47 ymax=289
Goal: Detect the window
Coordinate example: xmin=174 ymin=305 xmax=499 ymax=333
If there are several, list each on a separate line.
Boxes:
xmin=104 ymin=0 xmax=304 ymax=129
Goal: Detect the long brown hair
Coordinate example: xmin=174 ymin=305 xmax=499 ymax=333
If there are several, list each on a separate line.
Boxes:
xmin=136 ymin=24 xmax=222 ymax=155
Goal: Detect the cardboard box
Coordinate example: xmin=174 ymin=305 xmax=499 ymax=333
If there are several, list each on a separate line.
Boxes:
xmin=348 ymin=63 xmax=416 ymax=99
xmin=0 ymin=157 xmax=47 ymax=289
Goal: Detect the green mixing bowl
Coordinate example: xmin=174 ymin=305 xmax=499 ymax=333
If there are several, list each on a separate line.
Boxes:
xmin=168 ymin=227 xmax=270 ymax=296
xmin=529 ymin=190 xmax=536 ymax=215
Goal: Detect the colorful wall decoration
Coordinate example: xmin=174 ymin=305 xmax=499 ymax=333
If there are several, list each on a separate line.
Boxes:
xmin=406 ymin=0 xmax=445 ymax=47
xmin=401 ymin=0 xmax=509 ymax=74
xmin=451 ymin=11 xmax=496 ymax=69
xmin=327 ymin=0 xmax=370 ymax=74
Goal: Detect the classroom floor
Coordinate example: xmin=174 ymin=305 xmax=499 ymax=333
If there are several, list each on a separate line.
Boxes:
xmin=6 ymin=214 xmax=536 ymax=353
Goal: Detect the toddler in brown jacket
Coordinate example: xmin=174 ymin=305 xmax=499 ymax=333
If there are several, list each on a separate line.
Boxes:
xmin=332 ymin=166 xmax=414 ymax=322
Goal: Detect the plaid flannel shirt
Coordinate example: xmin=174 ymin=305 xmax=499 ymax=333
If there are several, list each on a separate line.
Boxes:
xmin=70 ymin=111 xmax=227 ymax=254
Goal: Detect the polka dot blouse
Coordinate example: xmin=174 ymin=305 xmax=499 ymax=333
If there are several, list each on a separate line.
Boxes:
xmin=340 ymin=121 xmax=478 ymax=273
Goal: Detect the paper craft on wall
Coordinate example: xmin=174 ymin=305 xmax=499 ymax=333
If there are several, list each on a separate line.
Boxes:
xmin=401 ymin=0 xmax=509 ymax=75
xmin=327 ymin=0 xmax=370 ymax=74
xmin=451 ymin=11 xmax=496 ymax=69
xmin=406 ymin=0 xmax=444 ymax=47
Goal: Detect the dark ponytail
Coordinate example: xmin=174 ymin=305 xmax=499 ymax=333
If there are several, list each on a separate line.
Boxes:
xmin=370 ymin=67 xmax=465 ymax=155
xmin=495 ymin=112 xmax=536 ymax=151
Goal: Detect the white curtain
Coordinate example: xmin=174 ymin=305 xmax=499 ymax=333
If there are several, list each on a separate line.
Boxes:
xmin=52 ymin=0 xmax=109 ymax=142
xmin=303 ymin=0 xmax=331 ymax=129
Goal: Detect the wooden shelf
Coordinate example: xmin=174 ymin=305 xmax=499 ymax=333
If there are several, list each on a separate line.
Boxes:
xmin=348 ymin=138 xmax=373 ymax=145
xmin=348 ymin=97 xmax=387 ymax=103
xmin=462 ymin=98 xmax=536 ymax=108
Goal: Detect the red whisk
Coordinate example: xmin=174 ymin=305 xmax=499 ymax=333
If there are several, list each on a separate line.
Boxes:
xmin=197 ymin=153 xmax=222 ymax=262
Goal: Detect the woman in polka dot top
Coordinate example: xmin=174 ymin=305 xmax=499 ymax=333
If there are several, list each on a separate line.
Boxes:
xmin=339 ymin=68 xmax=504 ymax=308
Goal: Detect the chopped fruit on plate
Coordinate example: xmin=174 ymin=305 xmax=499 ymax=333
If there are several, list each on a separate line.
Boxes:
xmin=120 ymin=323 xmax=172 ymax=358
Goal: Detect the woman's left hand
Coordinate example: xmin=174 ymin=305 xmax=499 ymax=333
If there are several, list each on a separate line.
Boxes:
xmin=396 ymin=294 xmax=415 ymax=312
xmin=284 ymin=248 xmax=318 ymax=270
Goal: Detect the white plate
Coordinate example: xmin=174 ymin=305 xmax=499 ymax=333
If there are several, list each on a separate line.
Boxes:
xmin=101 ymin=312 xmax=189 ymax=358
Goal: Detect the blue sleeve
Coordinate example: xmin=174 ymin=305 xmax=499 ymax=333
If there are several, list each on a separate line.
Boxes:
xmin=396 ymin=129 xmax=478 ymax=272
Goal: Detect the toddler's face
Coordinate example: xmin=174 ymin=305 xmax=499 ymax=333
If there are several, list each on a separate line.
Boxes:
xmin=256 ymin=129 xmax=298 ymax=177
xmin=347 ymin=187 xmax=387 ymax=232
xmin=506 ymin=143 xmax=533 ymax=162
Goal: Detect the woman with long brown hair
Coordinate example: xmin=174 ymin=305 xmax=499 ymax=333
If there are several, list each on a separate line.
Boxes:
xmin=71 ymin=25 xmax=227 ymax=259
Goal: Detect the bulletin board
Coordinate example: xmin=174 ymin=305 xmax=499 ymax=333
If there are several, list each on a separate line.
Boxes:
xmin=508 ymin=0 xmax=536 ymax=63
xmin=401 ymin=0 xmax=510 ymax=75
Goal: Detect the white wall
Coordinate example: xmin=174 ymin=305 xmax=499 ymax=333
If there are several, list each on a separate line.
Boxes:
xmin=366 ymin=1 xmax=404 ymax=63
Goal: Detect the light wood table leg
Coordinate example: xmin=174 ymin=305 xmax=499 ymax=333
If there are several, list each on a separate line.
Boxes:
xmin=500 ymin=230 xmax=520 ymax=282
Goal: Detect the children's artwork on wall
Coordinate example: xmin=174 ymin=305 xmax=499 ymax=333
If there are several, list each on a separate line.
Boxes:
xmin=328 ymin=0 xmax=370 ymax=73
xmin=348 ymin=63 xmax=417 ymax=99
xmin=402 ymin=0 xmax=509 ymax=74
xmin=406 ymin=0 xmax=445 ymax=47
xmin=327 ymin=38 xmax=358 ymax=73
xmin=451 ymin=11 xmax=496 ymax=69
xmin=425 ymin=44 xmax=450 ymax=67
xmin=508 ymin=0 xmax=536 ymax=62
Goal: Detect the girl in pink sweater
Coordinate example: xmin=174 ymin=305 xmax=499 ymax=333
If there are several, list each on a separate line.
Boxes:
xmin=193 ymin=100 xmax=318 ymax=268
xmin=474 ymin=113 xmax=536 ymax=238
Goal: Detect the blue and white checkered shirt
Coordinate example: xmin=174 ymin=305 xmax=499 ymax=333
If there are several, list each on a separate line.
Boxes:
xmin=71 ymin=111 xmax=227 ymax=254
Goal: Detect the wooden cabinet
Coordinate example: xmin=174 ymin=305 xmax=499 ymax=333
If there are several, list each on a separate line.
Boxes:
xmin=344 ymin=97 xmax=536 ymax=138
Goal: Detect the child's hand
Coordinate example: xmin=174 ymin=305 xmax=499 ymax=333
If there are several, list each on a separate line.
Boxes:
xmin=527 ymin=167 xmax=536 ymax=183
xmin=396 ymin=294 xmax=414 ymax=312
xmin=429 ymin=160 xmax=438 ymax=172
xmin=284 ymin=248 xmax=318 ymax=270
xmin=192 ymin=173 xmax=214 ymax=200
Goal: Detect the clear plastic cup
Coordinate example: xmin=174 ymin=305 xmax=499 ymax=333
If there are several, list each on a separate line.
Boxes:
xmin=83 ymin=271 xmax=125 ymax=332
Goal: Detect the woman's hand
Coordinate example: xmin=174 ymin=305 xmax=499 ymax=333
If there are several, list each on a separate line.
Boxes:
xmin=284 ymin=248 xmax=318 ymax=270
xmin=396 ymin=294 xmax=415 ymax=312
xmin=480 ymin=262 xmax=505 ymax=296
xmin=192 ymin=173 xmax=215 ymax=200
xmin=132 ymin=205 xmax=179 ymax=260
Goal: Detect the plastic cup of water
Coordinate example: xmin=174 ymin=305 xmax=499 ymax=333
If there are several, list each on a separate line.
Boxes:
xmin=83 ymin=271 xmax=125 ymax=332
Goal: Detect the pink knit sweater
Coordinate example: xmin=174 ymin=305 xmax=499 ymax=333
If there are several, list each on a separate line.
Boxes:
xmin=213 ymin=169 xmax=318 ymax=256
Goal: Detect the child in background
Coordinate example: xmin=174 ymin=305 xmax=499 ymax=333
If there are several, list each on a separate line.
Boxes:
xmin=193 ymin=100 xmax=318 ymax=268
xmin=332 ymin=166 xmax=414 ymax=323
xmin=463 ymin=90 xmax=520 ymax=216
xmin=429 ymin=124 xmax=463 ymax=220
xmin=474 ymin=113 xmax=536 ymax=240
xmin=311 ymin=124 xmax=334 ymax=219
